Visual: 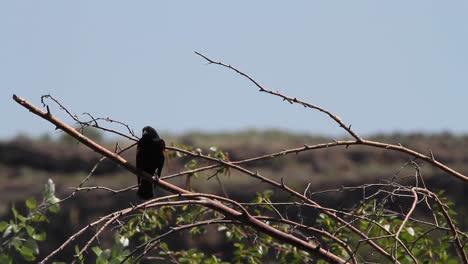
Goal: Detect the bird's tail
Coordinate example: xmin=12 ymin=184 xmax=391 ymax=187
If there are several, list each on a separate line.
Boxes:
xmin=137 ymin=179 xmax=154 ymax=200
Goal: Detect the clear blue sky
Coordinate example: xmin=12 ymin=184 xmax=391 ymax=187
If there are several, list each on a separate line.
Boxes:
xmin=2 ymin=1 xmax=467 ymax=139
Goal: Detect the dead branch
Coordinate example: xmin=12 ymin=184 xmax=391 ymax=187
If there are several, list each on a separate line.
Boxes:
xmin=194 ymin=52 xmax=468 ymax=183
xmin=195 ymin=51 xmax=363 ymax=142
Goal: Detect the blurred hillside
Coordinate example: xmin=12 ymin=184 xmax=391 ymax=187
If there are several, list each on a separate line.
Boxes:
xmin=0 ymin=130 xmax=467 ymax=261
xmin=2 ymin=130 xmax=468 ymax=209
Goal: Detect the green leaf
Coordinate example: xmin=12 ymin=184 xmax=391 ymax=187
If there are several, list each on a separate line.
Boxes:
xmin=10 ymin=236 xmax=22 ymax=251
xmin=0 ymin=221 xmax=9 ymax=232
xmin=3 ymin=225 xmax=12 ymax=238
xmin=12 ymin=206 xmax=26 ymax=223
xmin=26 ymin=226 xmax=35 ymax=237
xmin=30 ymin=214 xmax=48 ymax=222
xmin=48 ymin=204 xmax=60 ymax=213
xmin=109 ymin=259 xmax=122 ymax=264
xmin=159 ymin=242 xmax=169 ymax=251
xmin=263 ymin=190 xmax=273 ymax=199
xmin=92 ymin=246 xmax=103 ymax=256
xmin=32 ymin=231 xmax=47 ymax=241
xmin=74 ymin=245 xmax=83 ymax=262
xmin=24 ymin=238 xmax=39 ymax=255
xmin=10 ymin=223 xmax=20 ymax=233
xmin=25 ymin=197 xmax=37 ymax=209
xmin=234 ymin=242 xmax=244 ymax=250
xmin=0 ymin=254 xmax=12 ymax=264
xmin=19 ymin=245 xmax=36 ymax=261
xmin=96 ymin=256 xmax=108 ymax=264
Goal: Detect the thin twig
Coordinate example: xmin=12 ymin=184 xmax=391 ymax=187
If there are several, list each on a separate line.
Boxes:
xmin=194 ymin=52 xmax=468 ymax=183
xmin=195 ymin=52 xmax=363 ymax=142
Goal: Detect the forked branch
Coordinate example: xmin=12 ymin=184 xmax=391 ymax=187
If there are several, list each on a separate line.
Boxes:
xmin=194 ymin=52 xmax=468 ymax=183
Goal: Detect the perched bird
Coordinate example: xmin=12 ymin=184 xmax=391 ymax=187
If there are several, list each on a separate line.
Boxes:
xmin=136 ymin=126 xmax=165 ymax=199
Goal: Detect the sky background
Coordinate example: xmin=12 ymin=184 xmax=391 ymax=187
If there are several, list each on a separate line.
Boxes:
xmin=1 ymin=1 xmax=467 ymax=139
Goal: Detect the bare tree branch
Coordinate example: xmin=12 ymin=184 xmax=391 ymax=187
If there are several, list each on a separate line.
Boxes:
xmin=194 ymin=52 xmax=468 ymax=183
xmin=195 ymin=51 xmax=363 ymax=142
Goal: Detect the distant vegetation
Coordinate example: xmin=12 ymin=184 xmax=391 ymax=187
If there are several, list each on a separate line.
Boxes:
xmin=2 ymin=130 xmax=468 ymax=185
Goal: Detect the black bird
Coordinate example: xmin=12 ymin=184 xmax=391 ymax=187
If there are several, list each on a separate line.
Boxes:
xmin=136 ymin=126 xmax=165 ymax=199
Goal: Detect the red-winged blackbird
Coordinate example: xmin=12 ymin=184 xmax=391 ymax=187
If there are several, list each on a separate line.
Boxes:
xmin=136 ymin=126 xmax=165 ymax=199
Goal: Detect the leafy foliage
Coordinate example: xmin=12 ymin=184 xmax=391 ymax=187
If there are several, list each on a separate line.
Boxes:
xmin=0 ymin=179 xmax=60 ymax=263
xmin=315 ymin=192 xmax=463 ymax=263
